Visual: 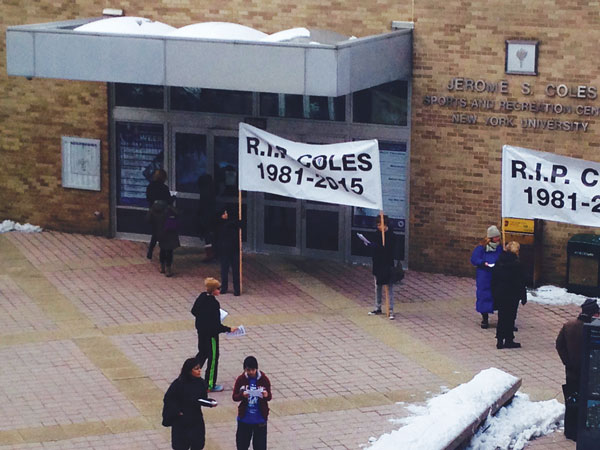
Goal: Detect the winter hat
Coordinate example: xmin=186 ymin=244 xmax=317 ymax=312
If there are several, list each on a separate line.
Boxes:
xmin=581 ymin=298 xmax=599 ymax=316
xmin=487 ymin=225 xmax=501 ymax=238
xmin=243 ymin=356 xmax=258 ymax=369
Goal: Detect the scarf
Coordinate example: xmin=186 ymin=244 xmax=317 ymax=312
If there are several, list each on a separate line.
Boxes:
xmin=485 ymin=241 xmax=499 ymax=252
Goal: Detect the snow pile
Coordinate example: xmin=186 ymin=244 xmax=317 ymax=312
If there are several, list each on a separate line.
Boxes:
xmin=366 ymin=368 xmax=519 ymax=449
xmin=0 ymin=220 xmax=42 ymax=233
xmin=528 ymin=285 xmax=592 ymax=306
xmin=75 ymin=17 xmax=175 ymax=35
xmin=467 ymin=392 xmax=564 ymax=450
xmin=75 ymin=18 xmax=337 ymax=43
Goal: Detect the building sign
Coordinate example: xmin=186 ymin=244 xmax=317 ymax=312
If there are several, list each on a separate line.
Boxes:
xmin=423 ymin=77 xmax=598 ymax=132
xmin=239 ymin=123 xmax=383 ymax=210
xmin=61 ymin=136 xmax=101 ymax=191
xmin=502 ymin=145 xmax=600 ymax=227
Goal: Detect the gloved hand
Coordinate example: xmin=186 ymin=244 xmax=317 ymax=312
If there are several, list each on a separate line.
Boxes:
xmin=521 ymin=298 xmax=527 ymax=306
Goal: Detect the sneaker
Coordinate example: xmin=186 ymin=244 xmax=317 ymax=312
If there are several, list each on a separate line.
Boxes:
xmin=209 ymin=385 xmax=224 ymax=392
xmin=389 ymin=313 xmax=395 ymax=320
xmin=368 ymin=309 xmax=383 ymax=315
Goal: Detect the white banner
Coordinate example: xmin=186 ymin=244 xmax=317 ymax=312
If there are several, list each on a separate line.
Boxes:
xmin=238 ymin=123 xmax=383 ymax=209
xmin=502 ymin=145 xmax=600 ymax=227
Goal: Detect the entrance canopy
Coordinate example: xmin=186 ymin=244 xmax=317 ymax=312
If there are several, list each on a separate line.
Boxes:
xmin=6 ymin=17 xmax=412 ymax=97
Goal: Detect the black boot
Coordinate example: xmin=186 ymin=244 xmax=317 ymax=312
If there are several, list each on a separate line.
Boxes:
xmin=504 ymin=340 xmax=521 ymax=348
xmin=496 ymin=339 xmax=504 ymax=349
xmin=480 ymin=313 xmax=489 ymax=329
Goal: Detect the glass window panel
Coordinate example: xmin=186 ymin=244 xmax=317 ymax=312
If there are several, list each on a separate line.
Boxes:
xmin=259 ymin=93 xmax=345 ymax=121
xmin=214 ymin=136 xmax=239 ymax=197
xmin=306 ymin=210 xmax=338 ymax=251
xmin=259 ymin=93 xmax=279 ymax=117
xmin=285 ymin=94 xmax=304 ymax=118
xmin=353 ymin=80 xmax=408 ymax=126
xmin=116 ymin=122 xmax=164 ymax=207
xmin=264 ymin=206 xmax=296 ymax=246
xmin=115 ymin=83 xmax=164 ymax=109
xmin=170 ymin=87 xmax=252 ymax=115
xmin=175 ymin=133 xmax=207 ymax=194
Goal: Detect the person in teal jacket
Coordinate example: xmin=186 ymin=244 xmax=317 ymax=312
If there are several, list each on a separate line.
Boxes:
xmin=470 ymin=225 xmax=503 ymax=329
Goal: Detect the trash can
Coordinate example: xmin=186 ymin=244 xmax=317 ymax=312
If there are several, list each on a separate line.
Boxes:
xmin=502 ymin=218 xmax=543 ymax=287
xmin=567 ymin=234 xmax=600 ymax=297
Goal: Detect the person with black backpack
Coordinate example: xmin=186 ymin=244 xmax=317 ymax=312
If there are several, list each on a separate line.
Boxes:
xmin=162 ymin=357 xmax=218 ymax=450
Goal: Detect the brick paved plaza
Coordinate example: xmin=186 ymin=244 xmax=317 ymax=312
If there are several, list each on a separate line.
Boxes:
xmin=0 ymin=232 xmax=576 ymax=449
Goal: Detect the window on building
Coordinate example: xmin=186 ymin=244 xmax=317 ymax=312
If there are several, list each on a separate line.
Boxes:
xmin=170 ymin=87 xmax=253 ymax=115
xmin=259 ymin=93 xmax=345 ymax=121
xmin=352 ymin=80 xmax=408 ymax=126
xmin=115 ymin=83 xmax=164 ymax=109
xmin=116 ymin=122 xmax=164 ymax=207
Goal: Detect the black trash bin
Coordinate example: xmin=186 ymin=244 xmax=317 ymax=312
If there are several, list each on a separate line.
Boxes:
xmin=567 ymin=234 xmax=600 ymax=297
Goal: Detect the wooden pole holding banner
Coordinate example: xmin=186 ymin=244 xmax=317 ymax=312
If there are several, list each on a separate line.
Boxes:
xmin=379 ymin=211 xmax=390 ymax=317
xmin=238 ymin=189 xmax=243 ymax=294
xmin=501 ymin=218 xmax=506 ymax=250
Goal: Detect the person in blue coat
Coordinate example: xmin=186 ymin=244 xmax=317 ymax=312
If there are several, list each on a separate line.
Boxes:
xmin=470 ymin=225 xmax=503 ymax=329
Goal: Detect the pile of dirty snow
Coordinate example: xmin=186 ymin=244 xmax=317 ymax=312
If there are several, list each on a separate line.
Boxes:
xmin=0 ymin=220 xmax=42 ymax=233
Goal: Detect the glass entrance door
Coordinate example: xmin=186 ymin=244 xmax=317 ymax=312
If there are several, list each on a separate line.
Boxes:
xmin=171 ymin=128 xmax=246 ymax=245
xmin=256 ymin=132 xmax=345 ymax=260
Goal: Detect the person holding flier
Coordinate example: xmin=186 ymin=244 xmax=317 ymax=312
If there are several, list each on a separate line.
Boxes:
xmin=191 ymin=277 xmax=238 ymax=392
xmin=470 ymin=225 xmax=503 ymax=329
xmin=232 ymin=356 xmax=272 ymax=450
xmin=162 ymin=357 xmax=218 ymax=450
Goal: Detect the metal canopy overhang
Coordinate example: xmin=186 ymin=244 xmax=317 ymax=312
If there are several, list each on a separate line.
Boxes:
xmin=6 ymin=18 xmax=412 ymax=96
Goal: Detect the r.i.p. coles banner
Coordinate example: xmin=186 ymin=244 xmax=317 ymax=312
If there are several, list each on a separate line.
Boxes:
xmin=502 ymin=145 xmax=600 ymax=227
xmin=238 ymin=123 xmax=383 ymax=210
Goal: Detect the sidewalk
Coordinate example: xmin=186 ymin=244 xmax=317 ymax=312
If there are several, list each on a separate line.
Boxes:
xmin=0 ymin=231 xmax=575 ymax=449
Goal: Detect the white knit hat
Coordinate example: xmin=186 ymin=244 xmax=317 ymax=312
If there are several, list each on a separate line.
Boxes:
xmin=487 ymin=225 xmax=501 ymax=238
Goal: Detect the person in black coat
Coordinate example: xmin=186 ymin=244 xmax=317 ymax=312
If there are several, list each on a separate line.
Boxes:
xmin=191 ymin=277 xmax=238 ymax=392
xmin=162 ymin=357 xmax=217 ymax=450
xmin=198 ymin=174 xmax=217 ymax=262
xmin=216 ymin=207 xmax=241 ymax=296
xmin=364 ymin=215 xmax=397 ymax=319
xmin=146 ymin=169 xmax=173 ymax=260
xmin=491 ymin=241 xmax=527 ymax=349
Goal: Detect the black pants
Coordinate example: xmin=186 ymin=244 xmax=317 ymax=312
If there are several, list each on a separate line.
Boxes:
xmin=148 ymin=235 xmax=157 ymax=253
xmin=172 ymin=420 xmax=205 ymax=450
xmin=220 ymin=250 xmax=240 ymax=295
xmin=160 ymin=249 xmax=174 ymax=266
xmin=496 ymin=302 xmax=518 ymax=342
xmin=236 ymin=421 xmax=267 ymax=450
xmin=196 ymin=335 xmax=219 ymax=390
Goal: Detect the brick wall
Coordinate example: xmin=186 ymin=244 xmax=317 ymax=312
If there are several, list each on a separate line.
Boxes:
xmin=410 ymin=1 xmax=600 ymax=283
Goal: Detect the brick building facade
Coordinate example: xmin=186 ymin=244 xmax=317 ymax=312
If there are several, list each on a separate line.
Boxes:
xmin=2 ymin=1 xmax=599 ymax=283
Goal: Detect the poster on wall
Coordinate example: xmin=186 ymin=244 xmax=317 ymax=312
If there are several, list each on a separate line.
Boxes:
xmin=239 ymin=123 xmax=383 ymax=210
xmin=353 ymin=141 xmax=407 ymax=232
xmin=61 ymin=136 xmax=101 ymax=191
xmin=116 ymin=122 xmax=164 ymax=207
xmin=502 ymin=145 xmax=600 ymax=227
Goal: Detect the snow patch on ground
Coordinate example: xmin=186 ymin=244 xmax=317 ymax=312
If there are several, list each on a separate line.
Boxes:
xmin=365 ymin=368 xmax=564 ymax=450
xmin=528 ymin=285 xmax=593 ymax=306
xmin=0 ymin=220 xmax=42 ymax=233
